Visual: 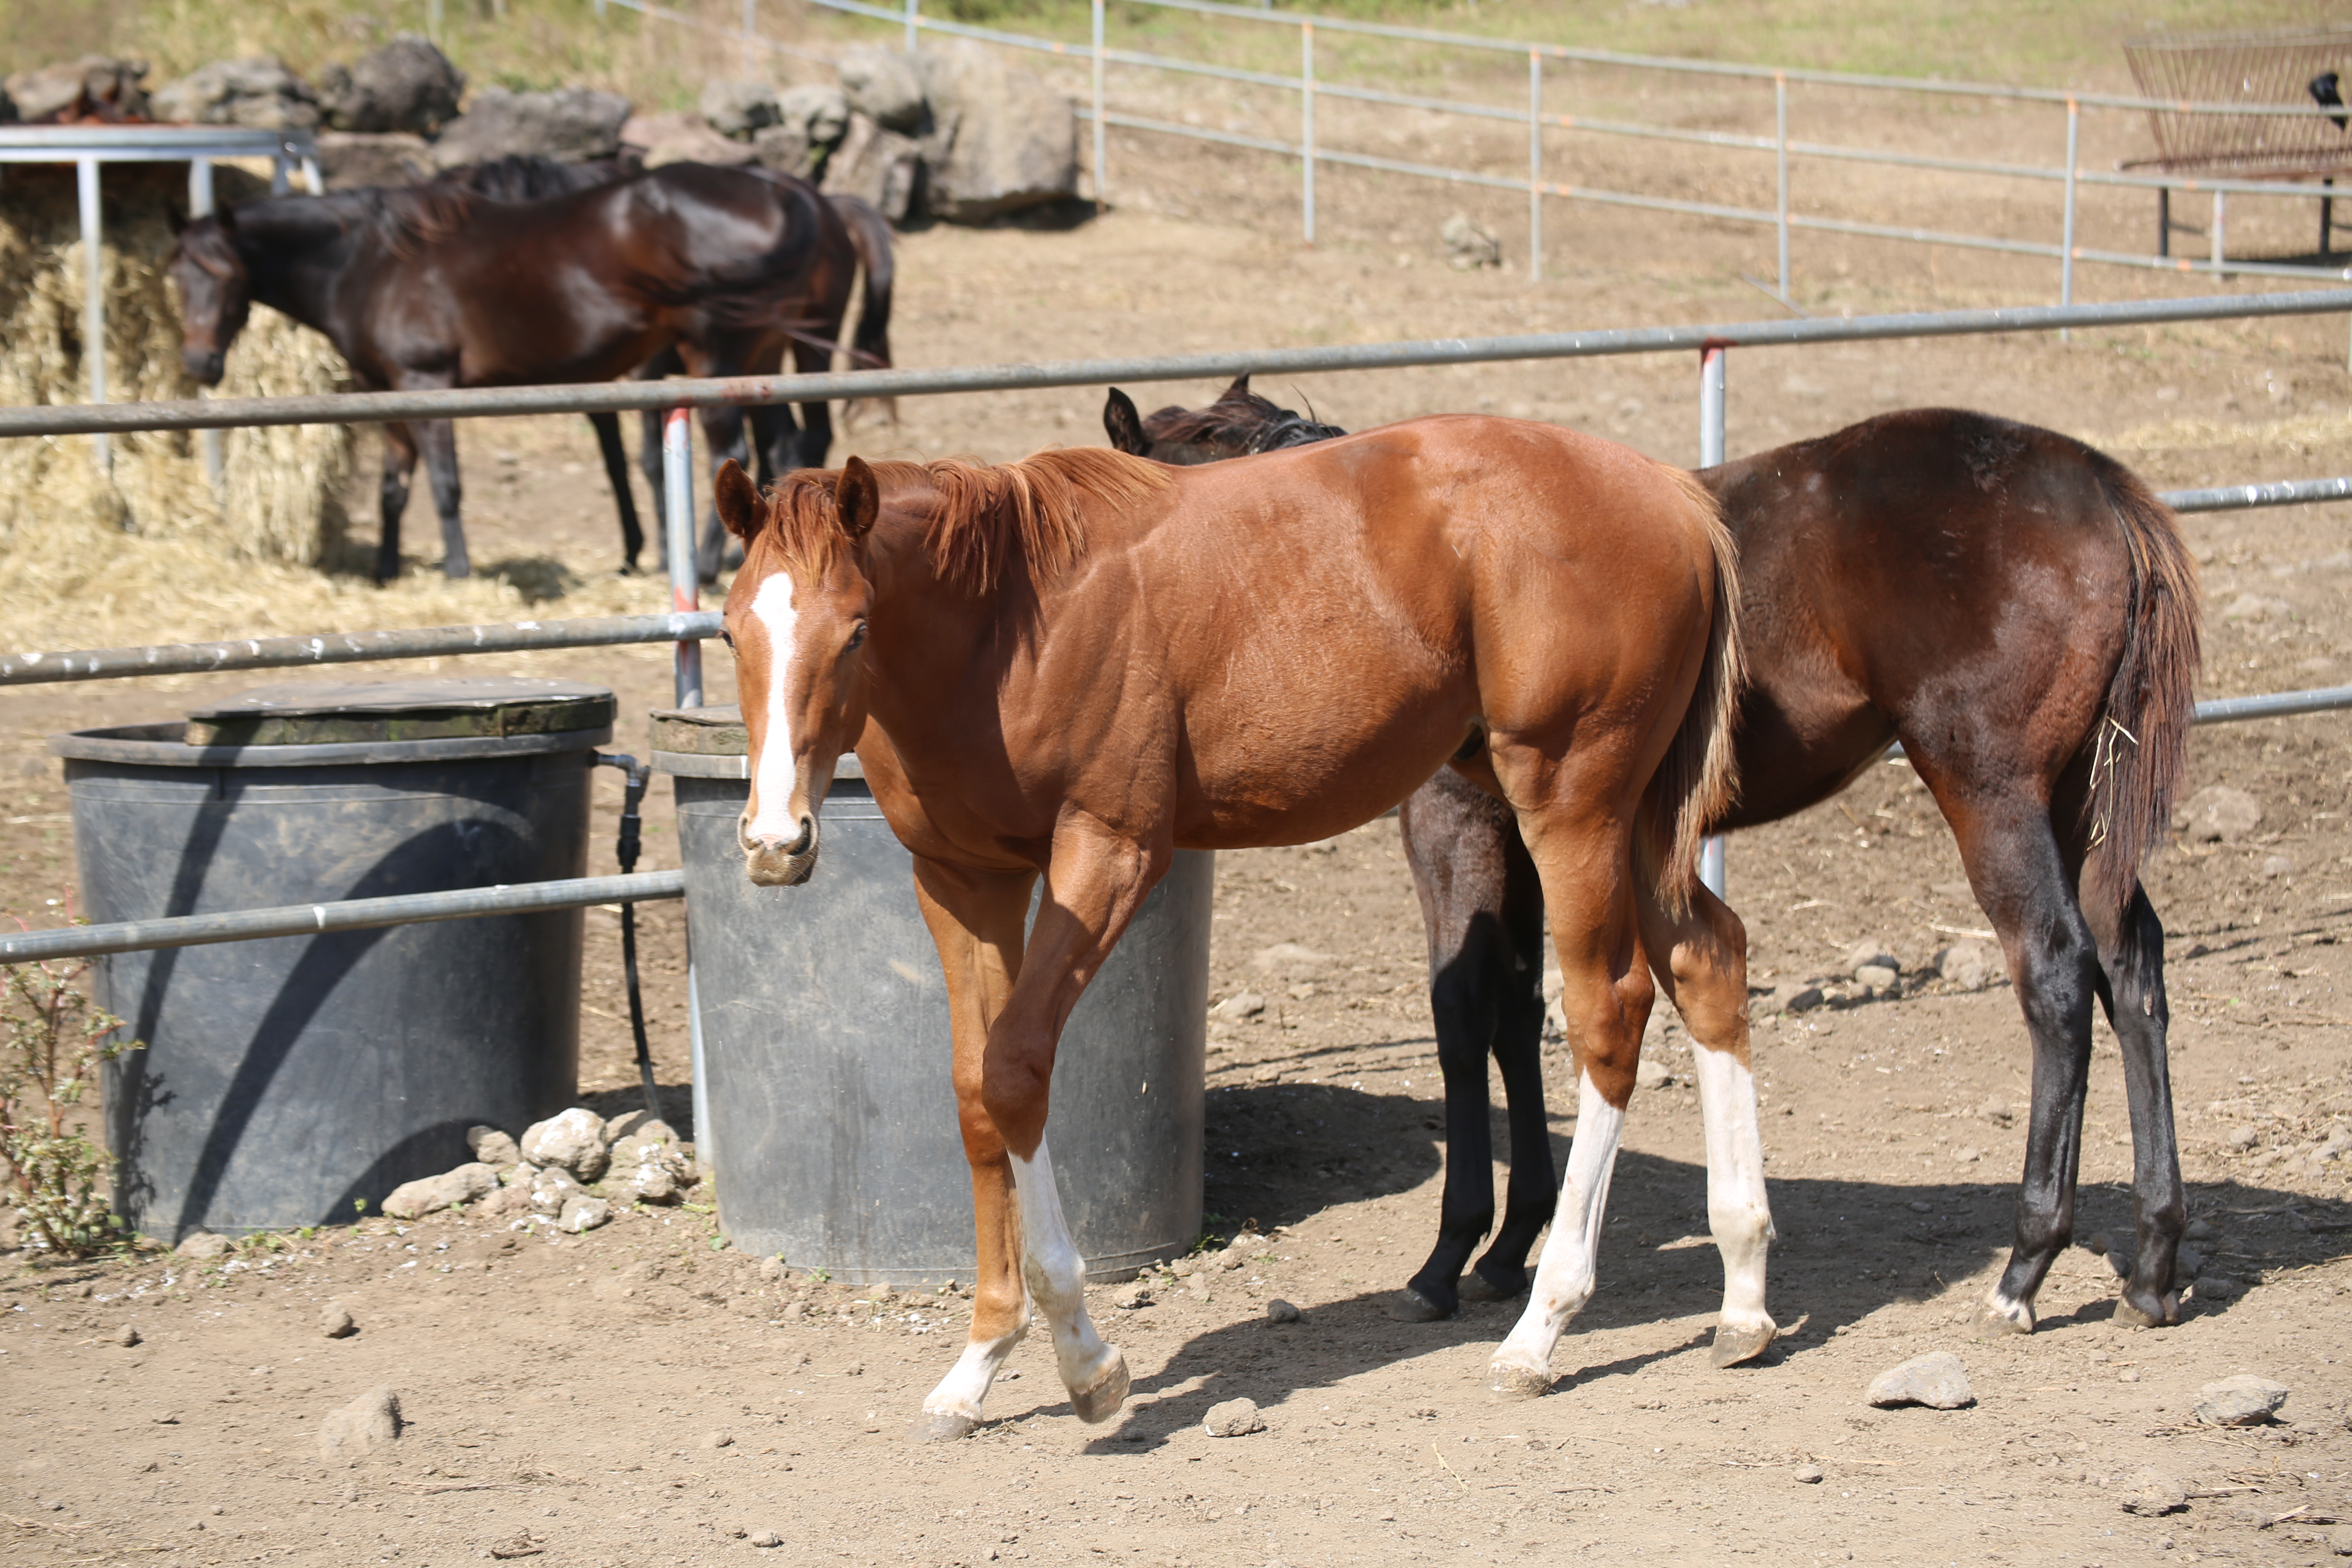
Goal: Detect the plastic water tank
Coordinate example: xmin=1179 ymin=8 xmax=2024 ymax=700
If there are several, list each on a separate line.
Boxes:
xmin=654 ymin=705 xmax=1209 ymax=1285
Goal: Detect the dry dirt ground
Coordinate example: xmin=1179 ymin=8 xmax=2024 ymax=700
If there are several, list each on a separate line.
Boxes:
xmin=7 ymin=90 xmax=2352 ymax=1568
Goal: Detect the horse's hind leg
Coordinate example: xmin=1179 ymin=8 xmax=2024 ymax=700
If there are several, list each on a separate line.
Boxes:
xmin=1635 ymin=856 xmax=1775 ymax=1368
xmin=376 ymin=421 xmax=419 ymax=584
xmin=909 ymin=855 xmax=1038 ymax=1442
xmin=1484 ymin=773 xmax=1654 ymax=1398
xmin=748 ymin=404 xmax=798 ymax=487
xmin=1477 ymin=830 xmax=1555 ymax=1303
xmin=586 ymin=412 xmax=645 ymax=573
xmin=695 ymin=403 xmax=753 ymax=583
xmin=415 ymin=417 xmax=470 ymax=579
xmin=791 ymin=334 xmax=835 ymax=470
xmin=1395 ymin=772 xmax=1549 ymax=1322
xmin=2089 ymin=881 xmax=2185 ymax=1329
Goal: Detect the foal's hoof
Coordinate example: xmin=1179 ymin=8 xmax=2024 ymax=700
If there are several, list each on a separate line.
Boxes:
xmin=912 ymin=1409 xmax=979 ymax=1443
xmin=1710 ymin=1319 xmax=1777 ymax=1368
xmin=1068 ymin=1350 xmax=1131 ymax=1425
xmin=1385 ymin=1287 xmax=1452 ymax=1323
xmin=1484 ymin=1356 xmax=1555 ymax=1401
xmin=1459 ymin=1266 xmax=1530 ymax=1304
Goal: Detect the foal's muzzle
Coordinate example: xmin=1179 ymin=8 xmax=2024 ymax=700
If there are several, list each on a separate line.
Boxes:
xmin=741 ymin=813 xmax=820 ymax=888
xmin=183 ymin=348 xmax=225 ymax=387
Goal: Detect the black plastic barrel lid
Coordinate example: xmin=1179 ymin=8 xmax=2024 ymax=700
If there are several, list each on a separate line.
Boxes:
xmin=650 ymin=704 xmax=748 ymax=757
xmin=185 ymin=679 xmax=616 ymax=747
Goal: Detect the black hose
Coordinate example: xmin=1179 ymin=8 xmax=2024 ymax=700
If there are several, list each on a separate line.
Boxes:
xmin=595 ymin=753 xmax=661 ymax=1122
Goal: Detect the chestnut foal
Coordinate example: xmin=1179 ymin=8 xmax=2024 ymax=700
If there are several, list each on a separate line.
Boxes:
xmin=712 ymin=416 xmax=1754 ymax=1434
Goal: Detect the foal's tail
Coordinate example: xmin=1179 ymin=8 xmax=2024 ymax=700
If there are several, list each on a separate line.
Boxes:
xmin=828 ymin=194 xmax=897 ymax=424
xmin=2081 ymin=459 xmax=2202 ymax=925
xmin=1644 ymin=466 xmax=1747 ymax=917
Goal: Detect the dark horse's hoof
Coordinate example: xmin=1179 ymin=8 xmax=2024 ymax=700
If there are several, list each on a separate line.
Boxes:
xmin=1459 ymin=1265 xmax=1530 ymax=1303
xmin=2112 ymin=1290 xmax=2179 ymax=1330
xmin=1385 ymin=1286 xmax=1453 ymax=1322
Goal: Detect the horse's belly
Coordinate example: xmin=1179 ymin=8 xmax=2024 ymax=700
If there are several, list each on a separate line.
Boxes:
xmin=1172 ymin=684 xmax=1472 ymax=850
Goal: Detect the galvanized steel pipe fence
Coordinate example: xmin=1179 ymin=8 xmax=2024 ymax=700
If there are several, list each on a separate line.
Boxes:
xmin=5 ymin=285 xmax=2352 ymax=953
xmin=606 ymin=0 xmax=2352 ymax=299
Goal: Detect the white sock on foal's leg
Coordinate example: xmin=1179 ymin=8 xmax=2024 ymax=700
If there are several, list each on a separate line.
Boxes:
xmin=1009 ymin=1136 xmax=1130 ymax=1422
xmin=1488 ymin=1069 xmax=1625 ymax=1397
xmin=1690 ymin=1045 xmax=1777 ymax=1366
xmin=919 ymin=1318 xmax=1028 ymax=1440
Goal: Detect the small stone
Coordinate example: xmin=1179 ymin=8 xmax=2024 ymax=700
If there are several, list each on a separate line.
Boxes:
xmin=1439 ymin=212 xmax=1502 ymax=270
xmin=110 ymin=1323 xmax=140 ymax=1347
xmin=1217 ymin=1232 xmax=1262 ymax=1271
xmin=1773 ymin=982 xmax=1826 ymax=1014
xmin=1936 ymin=940 xmax=2000 ymax=992
xmin=2195 ymin=1374 xmax=2287 ymax=1427
xmin=1952 ymin=1146 xmax=1983 ymax=1165
xmin=2176 ymin=1245 xmax=2206 ymax=1279
xmin=521 ymin=1108 xmax=610 ymax=1182
xmin=1113 ymin=1282 xmax=1153 ymax=1311
xmin=2185 ymin=1217 xmax=2217 ymax=1243
xmin=318 ymin=1385 xmax=402 ymax=1464
xmin=465 ymin=1126 xmax=521 ymax=1167
xmin=2174 ymin=785 xmax=2263 ymax=844
xmin=530 ymin=1167 xmax=583 ymax=1212
xmin=474 ymin=1184 xmax=535 ymax=1220
xmin=1793 ymin=1463 xmax=1824 ymax=1485
xmin=2118 ymin=1368 xmax=2141 ymax=1383
xmin=1977 ymin=1096 xmax=2013 ymax=1125
xmin=1267 ymin=1299 xmax=1301 ymax=1324
xmin=558 ymin=1195 xmax=612 ymax=1234
xmin=748 ymin=1531 xmax=783 ymax=1549
xmin=2327 ymin=1525 xmax=2352 ymax=1556
xmin=1635 ymin=1057 xmax=1673 ymax=1091
xmin=1846 ymin=941 xmax=1899 ymax=979
xmin=2192 ymin=1274 xmax=2245 ymax=1303
xmin=2118 ymin=1467 xmax=2187 ymax=1516
xmin=1203 ymin=1397 xmax=1265 ymax=1437
xmin=1854 ymin=964 xmax=1900 ymax=993
xmin=704 ymin=1431 xmax=734 ymax=1449
xmin=176 ymin=1230 xmax=231 ymax=1261
xmin=1210 ymin=991 xmax=1265 ymax=1021
xmin=321 ymin=1303 xmax=356 ymax=1339
xmin=2227 ymin=1126 xmax=2261 ymax=1151
xmin=382 ymin=1162 xmax=498 ymax=1220
xmin=2262 ymin=853 xmax=2296 ymax=879
xmin=1864 ymin=1351 xmax=1974 ymax=1410
xmin=1170 ymin=1258 xmax=1196 ymax=1279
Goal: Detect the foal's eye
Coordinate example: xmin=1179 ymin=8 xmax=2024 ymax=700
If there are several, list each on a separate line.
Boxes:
xmin=719 ymin=628 xmax=735 ymax=649
xmin=844 ymin=622 xmax=867 ymax=654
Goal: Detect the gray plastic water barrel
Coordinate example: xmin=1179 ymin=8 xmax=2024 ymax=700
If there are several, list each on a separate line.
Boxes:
xmin=56 ymin=679 xmax=612 ymax=1242
xmin=655 ymin=706 xmax=1209 ymax=1285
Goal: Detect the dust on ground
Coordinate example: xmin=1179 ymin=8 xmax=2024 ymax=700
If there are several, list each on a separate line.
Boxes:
xmin=5 ymin=92 xmax=2352 ymax=1568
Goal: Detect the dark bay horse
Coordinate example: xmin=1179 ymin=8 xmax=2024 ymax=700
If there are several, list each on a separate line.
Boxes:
xmin=709 ymin=416 xmax=1755 ymax=1429
xmin=1107 ymin=382 xmax=2202 ymax=1337
xmin=437 ymin=155 xmax=896 ymax=577
xmin=169 ymin=163 xmax=891 ymax=581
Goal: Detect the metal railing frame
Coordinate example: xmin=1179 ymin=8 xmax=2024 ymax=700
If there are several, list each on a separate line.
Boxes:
xmin=6 ymin=286 xmax=2352 ymax=948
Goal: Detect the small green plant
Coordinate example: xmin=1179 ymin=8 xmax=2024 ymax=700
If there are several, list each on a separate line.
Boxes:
xmin=0 ymin=941 xmax=143 ymax=1259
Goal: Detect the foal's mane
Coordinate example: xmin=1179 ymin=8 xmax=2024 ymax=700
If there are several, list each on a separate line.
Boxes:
xmin=767 ymin=448 xmax=1170 ymax=592
xmin=1143 ymin=382 xmax=1343 ymax=454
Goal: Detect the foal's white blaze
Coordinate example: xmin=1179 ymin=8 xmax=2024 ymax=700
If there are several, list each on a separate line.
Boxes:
xmin=1490 ymin=1068 xmax=1625 ymax=1390
xmin=744 ymin=571 xmax=802 ymax=843
xmin=1008 ymin=1137 xmax=1126 ymax=1417
xmin=1690 ymin=1046 xmax=1776 ymax=1343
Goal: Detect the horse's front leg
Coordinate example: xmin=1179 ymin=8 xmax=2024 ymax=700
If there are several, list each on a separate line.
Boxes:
xmin=982 ymin=821 xmax=1167 ymax=1424
xmin=415 ymin=417 xmax=469 ymax=579
xmin=2090 ymin=881 xmax=2185 ymax=1329
xmin=376 ymin=421 xmax=419 ymax=584
xmin=586 ymin=412 xmax=645 ymax=573
xmin=791 ymin=334 xmax=835 ymax=470
xmin=1635 ymin=851 xmax=1776 ymax=1368
xmin=909 ymin=856 xmax=1038 ymax=1442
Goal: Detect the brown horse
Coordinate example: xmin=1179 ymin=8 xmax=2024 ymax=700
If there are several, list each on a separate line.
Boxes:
xmin=1107 ymin=383 xmax=2202 ymax=1336
xmin=710 ymin=415 xmax=1757 ymax=1433
xmin=169 ymin=163 xmax=889 ymax=581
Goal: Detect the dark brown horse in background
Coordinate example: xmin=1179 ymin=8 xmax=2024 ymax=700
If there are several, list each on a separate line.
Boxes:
xmin=1107 ymin=381 xmax=2202 ymax=1337
xmin=439 ymin=155 xmax=896 ymax=577
xmin=169 ymin=162 xmax=891 ymax=581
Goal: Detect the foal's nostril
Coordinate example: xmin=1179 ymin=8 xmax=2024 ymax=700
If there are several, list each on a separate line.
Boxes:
xmin=784 ymin=816 xmax=815 ymax=857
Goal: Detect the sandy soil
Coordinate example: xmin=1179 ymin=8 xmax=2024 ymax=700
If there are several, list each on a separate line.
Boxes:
xmin=7 ymin=89 xmax=2352 ymax=1568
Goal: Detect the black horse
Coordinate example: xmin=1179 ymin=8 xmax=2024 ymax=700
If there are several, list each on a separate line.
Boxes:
xmin=1107 ymin=379 xmax=2200 ymax=1347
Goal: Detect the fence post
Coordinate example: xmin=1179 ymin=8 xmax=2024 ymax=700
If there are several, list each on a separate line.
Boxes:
xmin=428 ymin=0 xmax=443 ymax=45
xmin=904 ymin=0 xmax=918 ymax=52
xmin=76 ymin=157 xmax=108 ymax=477
xmin=1775 ymin=72 xmax=1790 ymax=298
xmin=1092 ymin=0 xmax=1107 ymax=213
xmin=1697 ymin=343 xmax=1727 ymax=900
xmin=1300 ymin=20 xmax=1315 ymax=245
xmin=2212 ymin=191 xmax=2226 ymax=270
xmin=1527 ymin=50 xmax=1542 ymax=284
xmin=189 ymin=158 xmax=222 ymax=493
xmin=743 ymin=0 xmax=755 ymax=42
xmin=664 ymin=408 xmax=704 ymax=709
xmin=2059 ymin=98 xmax=2079 ymax=339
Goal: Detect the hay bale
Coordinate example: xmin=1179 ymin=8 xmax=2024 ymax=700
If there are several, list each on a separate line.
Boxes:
xmin=0 ymin=162 xmax=351 ymax=601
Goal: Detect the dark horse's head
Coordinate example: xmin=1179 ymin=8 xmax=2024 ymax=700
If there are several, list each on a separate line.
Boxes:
xmin=1102 ymin=374 xmax=1346 ymax=465
xmin=167 ymin=210 xmax=251 ymax=387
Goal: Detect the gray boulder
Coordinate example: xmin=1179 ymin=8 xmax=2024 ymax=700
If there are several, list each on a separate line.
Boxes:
xmin=839 ymin=46 xmax=926 ymax=133
xmin=1937 ymin=939 xmax=2000 ymax=992
xmin=913 ymin=41 xmax=1078 ymax=222
xmin=2175 ymin=784 xmax=2263 ymax=844
xmin=820 ymin=111 xmax=922 ymax=224
xmin=521 ymin=1107 xmax=610 ymax=1181
xmin=316 ymin=131 xmax=432 ymax=190
xmin=2196 ymin=1374 xmax=2287 ymax=1426
xmin=432 ymin=86 xmax=633 ymax=169
xmin=702 ymin=78 xmax=780 ymax=140
xmin=318 ymin=35 xmax=465 ymax=136
xmin=466 ymin=1125 xmax=522 ymax=1167
xmin=1203 ymin=1396 xmax=1265 ymax=1437
xmin=4 ymin=56 xmax=149 ymax=124
xmin=151 ymin=56 xmax=318 ymax=130
xmin=1864 ymin=1351 xmax=1974 ymax=1410
xmin=753 ymin=83 xmax=852 ymax=182
xmin=381 ymin=1162 xmax=498 ymax=1220
xmin=318 ymin=1385 xmax=401 ymax=1464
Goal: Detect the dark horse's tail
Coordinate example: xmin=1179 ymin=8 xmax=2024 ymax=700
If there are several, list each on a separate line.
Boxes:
xmin=1643 ymin=466 xmax=1746 ymax=917
xmin=2080 ymin=458 xmax=2202 ymax=924
xmin=828 ymin=195 xmax=896 ymax=422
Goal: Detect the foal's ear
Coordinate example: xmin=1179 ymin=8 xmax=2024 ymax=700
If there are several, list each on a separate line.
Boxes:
xmin=836 ymin=455 xmax=879 ymax=543
xmin=1219 ymin=372 xmax=1252 ymax=401
xmin=713 ymin=459 xmax=762 ymax=540
xmin=1102 ymin=388 xmax=1149 ymax=456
